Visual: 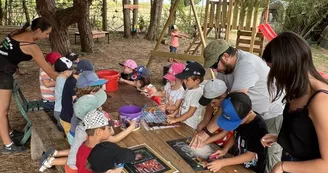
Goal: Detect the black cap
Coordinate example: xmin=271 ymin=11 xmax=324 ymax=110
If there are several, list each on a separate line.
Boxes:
xmin=87 ymin=141 xmax=136 ymax=172
xmin=175 ymin=62 xmax=205 ymax=79
xmin=66 ymin=52 xmax=79 ymax=62
xmin=75 ymin=59 xmax=94 ymax=72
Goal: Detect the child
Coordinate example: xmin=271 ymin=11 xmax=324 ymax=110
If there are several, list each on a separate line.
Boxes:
xmin=66 ymin=90 xmax=137 ymax=172
xmin=167 ymin=62 xmax=205 ymax=129
xmin=206 ymin=92 xmax=268 ymax=173
xmin=119 ymin=59 xmax=137 ymax=81
xmin=60 ymin=70 xmax=107 ymax=139
xmin=40 ymin=52 xmax=62 ymax=112
xmin=66 ymin=52 xmax=80 ymax=64
xmin=169 ymin=24 xmax=189 ymax=53
xmin=198 ymin=79 xmax=234 ymax=147
xmin=54 ymin=57 xmax=74 ymax=130
xmin=87 ymin=141 xmax=138 ymax=173
xmin=60 ymin=60 xmax=94 ymax=144
xmin=152 ymin=63 xmax=185 ymax=117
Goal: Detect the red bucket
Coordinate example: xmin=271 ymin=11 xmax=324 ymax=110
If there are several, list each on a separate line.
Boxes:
xmin=97 ymin=70 xmax=119 ymax=92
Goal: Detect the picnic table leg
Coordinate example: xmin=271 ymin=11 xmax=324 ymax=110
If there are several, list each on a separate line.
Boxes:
xmin=97 ymin=38 xmax=99 ymax=42
xmin=75 ymin=34 xmax=77 ymax=45
xmin=107 ymin=33 xmax=109 ymax=44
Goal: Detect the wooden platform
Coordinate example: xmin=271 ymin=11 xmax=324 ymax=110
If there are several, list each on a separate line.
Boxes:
xmin=74 ymin=31 xmax=109 ymax=44
xmin=104 ymin=84 xmax=254 ymax=173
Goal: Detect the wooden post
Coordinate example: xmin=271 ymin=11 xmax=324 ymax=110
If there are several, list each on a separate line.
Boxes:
xmin=225 ymin=0 xmax=234 ymax=41
xmin=232 ymin=0 xmax=239 ymax=29
xmin=132 ymin=0 xmax=139 ymax=32
xmin=263 ymin=0 xmax=270 ymax=24
xmin=190 ymin=0 xmax=206 ymax=52
xmin=202 ymin=0 xmax=210 ymax=45
xmin=249 ymin=1 xmax=259 ymax=53
xmin=146 ymin=0 xmax=181 ymax=67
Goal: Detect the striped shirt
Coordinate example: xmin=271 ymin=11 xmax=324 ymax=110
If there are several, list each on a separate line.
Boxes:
xmin=39 ymin=68 xmax=55 ymax=102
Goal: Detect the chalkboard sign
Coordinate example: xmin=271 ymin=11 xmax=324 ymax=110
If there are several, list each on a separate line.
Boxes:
xmin=124 ymin=144 xmax=179 ymax=173
xmin=166 ymin=137 xmax=220 ymax=171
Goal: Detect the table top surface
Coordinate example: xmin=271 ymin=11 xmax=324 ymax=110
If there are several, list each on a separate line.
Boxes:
xmin=75 ymin=31 xmax=109 ymax=34
xmin=104 ymin=84 xmax=254 ymax=173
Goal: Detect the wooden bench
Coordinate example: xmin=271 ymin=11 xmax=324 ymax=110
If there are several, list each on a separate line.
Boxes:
xmin=30 ymin=111 xmax=69 ymax=173
xmin=74 ymin=31 xmax=109 ymax=45
xmin=236 ymin=30 xmax=265 ymax=56
xmin=12 ymin=80 xmax=43 ymax=145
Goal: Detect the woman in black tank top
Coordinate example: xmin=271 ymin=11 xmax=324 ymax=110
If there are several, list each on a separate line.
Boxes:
xmin=0 ymin=17 xmax=58 ymax=154
xmin=260 ymin=32 xmax=328 ymax=173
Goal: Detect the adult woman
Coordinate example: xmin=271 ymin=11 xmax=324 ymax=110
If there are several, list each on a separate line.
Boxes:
xmin=0 ymin=17 xmax=58 ymax=154
xmin=261 ymin=32 xmax=328 ymax=173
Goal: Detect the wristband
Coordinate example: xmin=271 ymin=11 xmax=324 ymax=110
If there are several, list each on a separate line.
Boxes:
xmin=203 ymin=127 xmax=213 ymax=137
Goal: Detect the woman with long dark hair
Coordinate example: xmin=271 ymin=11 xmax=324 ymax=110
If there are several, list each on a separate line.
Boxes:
xmin=261 ymin=32 xmax=328 ymax=173
xmin=0 ymin=17 xmax=58 ymax=154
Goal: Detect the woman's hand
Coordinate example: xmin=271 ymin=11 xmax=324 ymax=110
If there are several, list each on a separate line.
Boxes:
xmin=261 ymin=134 xmax=278 ymax=147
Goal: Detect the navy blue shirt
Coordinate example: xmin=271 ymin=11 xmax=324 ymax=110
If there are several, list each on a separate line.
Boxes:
xmin=60 ymin=75 xmax=77 ymax=123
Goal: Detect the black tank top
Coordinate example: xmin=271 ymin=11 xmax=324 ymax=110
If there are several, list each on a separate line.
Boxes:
xmin=0 ymin=35 xmax=35 ymax=74
xmin=278 ymin=89 xmax=328 ymax=160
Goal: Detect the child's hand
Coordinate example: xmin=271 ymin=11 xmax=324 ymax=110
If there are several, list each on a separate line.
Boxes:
xmin=167 ymin=117 xmax=178 ymax=124
xmin=261 ymin=134 xmax=278 ymax=147
xmin=128 ymin=119 xmax=138 ymax=129
xmin=119 ymin=77 xmax=125 ymax=83
xmin=159 ymin=104 xmax=166 ymax=112
xmin=167 ymin=113 xmax=175 ymax=118
xmin=210 ymin=149 xmax=228 ymax=159
xmin=206 ymin=159 xmax=226 ymax=172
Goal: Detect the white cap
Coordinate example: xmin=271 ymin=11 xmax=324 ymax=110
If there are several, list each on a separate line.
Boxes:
xmin=83 ymin=110 xmax=111 ymax=130
xmin=199 ymin=79 xmax=227 ymax=106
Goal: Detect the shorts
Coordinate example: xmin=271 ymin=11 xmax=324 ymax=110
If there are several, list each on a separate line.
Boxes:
xmin=42 ymin=100 xmax=55 ymax=112
xmin=60 ymin=119 xmax=72 ymax=137
xmin=65 ymin=165 xmax=78 ymax=173
xmin=215 ymin=130 xmax=234 ymax=147
xmin=169 ymin=46 xmax=177 ymax=52
xmin=0 ymin=72 xmax=14 ymax=90
xmin=151 ymin=96 xmax=161 ymax=105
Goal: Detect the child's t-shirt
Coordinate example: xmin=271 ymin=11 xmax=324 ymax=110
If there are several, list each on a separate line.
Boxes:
xmin=179 ymin=87 xmax=203 ymax=129
xmin=67 ymin=123 xmax=87 ymax=169
xmin=170 ymin=32 xmax=179 ymax=47
xmin=54 ymin=76 xmax=67 ymax=112
xmin=164 ymin=83 xmax=185 ymax=106
xmin=39 ymin=68 xmax=55 ymax=102
xmin=234 ymin=113 xmax=268 ymax=173
xmin=76 ymin=142 xmax=93 ymax=173
xmin=60 ymin=75 xmax=77 ymax=123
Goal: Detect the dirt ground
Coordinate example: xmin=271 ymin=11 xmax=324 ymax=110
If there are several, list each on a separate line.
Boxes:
xmin=0 ymin=30 xmax=328 ymax=173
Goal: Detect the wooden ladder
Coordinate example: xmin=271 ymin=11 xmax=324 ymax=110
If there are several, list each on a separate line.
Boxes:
xmin=185 ymin=27 xmax=213 ymax=55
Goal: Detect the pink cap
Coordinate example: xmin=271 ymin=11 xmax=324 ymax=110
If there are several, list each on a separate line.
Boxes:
xmin=45 ymin=52 xmax=62 ymax=65
xmin=119 ymin=59 xmax=137 ymax=70
xmin=164 ymin=63 xmax=185 ymax=81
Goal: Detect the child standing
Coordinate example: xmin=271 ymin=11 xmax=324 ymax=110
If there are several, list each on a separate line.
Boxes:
xmin=198 ymin=79 xmax=234 ymax=147
xmin=167 ymin=62 xmax=205 ymax=129
xmin=169 ymin=24 xmax=189 ymax=53
xmin=152 ymin=63 xmax=185 ymax=117
xmin=87 ymin=141 xmax=137 ymax=173
xmin=40 ymin=52 xmax=62 ymax=112
xmin=119 ymin=59 xmax=137 ymax=81
xmin=54 ymin=57 xmax=73 ymax=130
xmin=206 ymin=92 xmax=268 ymax=173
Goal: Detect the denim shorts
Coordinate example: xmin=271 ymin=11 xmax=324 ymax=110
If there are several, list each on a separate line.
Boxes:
xmin=169 ymin=46 xmax=177 ymax=52
xmin=42 ymin=101 xmax=55 ymax=112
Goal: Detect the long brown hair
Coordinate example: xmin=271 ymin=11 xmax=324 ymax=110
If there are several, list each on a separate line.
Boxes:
xmin=75 ymin=85 xmax=102 ymax=98
xmin=262 ymin=32 xmax=328 ymax=102
xmin=10 ymin=17 xmax=51 ymax=37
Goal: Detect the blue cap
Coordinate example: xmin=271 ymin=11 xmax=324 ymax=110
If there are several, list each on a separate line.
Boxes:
xmin=77 ymin=71 xmax=108 ymax=88
xmin=76 ymin=60 xmax=94 ymax=72
xmin=131 ymin=66 xmax=151 ymax=80
xmin=217 ymin=98 xmax=242 ymax=131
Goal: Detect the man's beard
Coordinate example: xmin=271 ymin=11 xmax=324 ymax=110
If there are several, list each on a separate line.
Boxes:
xmin=221 ymin=60 xmax=234 ymax=74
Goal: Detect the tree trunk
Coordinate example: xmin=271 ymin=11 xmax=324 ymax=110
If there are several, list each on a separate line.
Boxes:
xmin=167 ymin=0 xmax=176 ymax=34
xmin=144 ymin=0 xmax=163 ymax=40
xmin=7 ymin=0 xmax=12 ymax=25
xmin=78 ymin=1 xmax=93 ymax=52
xmin=4 ymin=0 xmax=7 ymax=25
xmin=102 ymin=0 xmax=107 ymax=31
xmin=22 ymin=0 xmax=31 ymax=24
xmin=122 ymin=0 xmax=131 ymax=38
xmin=36 ymin=0 xmax=94 ymax=55
xmin=0 ymin=0 xmax=3 ymax=25
xmin=132 ymin=0 xmax=138 ymax=31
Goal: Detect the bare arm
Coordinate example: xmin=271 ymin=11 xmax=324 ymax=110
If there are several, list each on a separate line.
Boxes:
xmin=42 ymin=79 xmax=56 ymax=88
xmin=175 ymin=106 xmax=197 ymax=122
xmin=197 ymin=104 xmax=214 ymax=131
xmin=166 ymin=99 xmax=183 ymax=111
xmin=278 ymin=93 xmax=328 ymax=173
xmin=204 ymin=130 xmax=230 ymax=145
xmin=27 ymin=45 xmax=58 ymax=80
xmin=107 ymin=124 xmax=136 ymax=143
xmin=121 ymin=78 xmax=136 ymax=86
xmin=152 ymin=90 xmax=166 ymax=97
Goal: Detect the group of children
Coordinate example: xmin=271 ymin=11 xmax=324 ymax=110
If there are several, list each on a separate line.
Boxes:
xmin=39 ymin=49 xmax=270 ymax=172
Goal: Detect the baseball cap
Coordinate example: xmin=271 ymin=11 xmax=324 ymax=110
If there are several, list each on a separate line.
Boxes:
xmin=171 ymin=24 xmax=178 ymax=30
xmin=88 ymin=141 xmax=136 ymax=172
xmin=77 ymin=71 xmax=108 ymax=88
xmin=83 ymin=109 xmax=113 ymax=129
xmin=66 ymin=52 xmax=79 ymax=62
xmin=217 ymin=92 xmax=252 ymax=131
xmin=199 ymin=79 xmax=227 ymax=106
xmin=54 ymin=57 xmax=73 ymax=72
xmin=203 ymin=40 xmax=230 ymax=68
xmin=175 ymin=62 xmax=205 ymax=79
xmin=163 ymin=63 xmax=185 ymax=81
xmin=119 ymin=59 xmax=137 ymax=70
xmin=73 ymin=89 xmax=107 ymax=120
xmin=76 ymin=59 xmax=94 ymax=72
xmin=131 ymin=66 xmax=152 ymax=80
xmin=45 ymin=52 xmax=62 ymax=65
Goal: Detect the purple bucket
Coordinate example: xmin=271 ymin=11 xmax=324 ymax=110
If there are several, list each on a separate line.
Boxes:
xmin=118 ymin=105 xmax=142 ymax=130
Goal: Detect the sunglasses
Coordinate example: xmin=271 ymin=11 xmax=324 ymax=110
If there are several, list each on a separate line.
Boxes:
xmin=210 ymin=56 xmax=222 ymax=69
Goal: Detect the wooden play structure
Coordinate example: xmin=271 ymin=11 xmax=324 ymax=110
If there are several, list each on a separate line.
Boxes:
xmin=147 ymin=0 xmax=271 ymax=67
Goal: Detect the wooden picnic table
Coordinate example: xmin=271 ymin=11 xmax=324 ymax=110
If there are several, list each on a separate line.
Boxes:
xmin=74 ymin=30 xmax=109 ymax=44
xmin=104 ymin=84 xmax=254 ymax=173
